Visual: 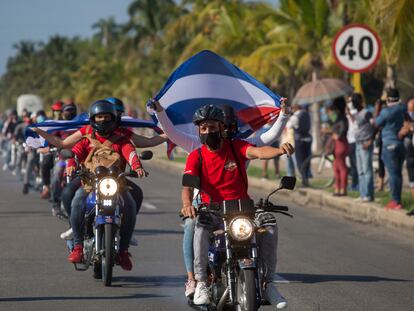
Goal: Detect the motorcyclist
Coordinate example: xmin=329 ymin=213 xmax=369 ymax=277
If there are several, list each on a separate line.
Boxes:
xmin=50 ymin=102 xmax=78 ymax=216
xmin=66 ymin=100 xmax=147 ymax=271
xmin=181 ymin=105 xmax=294 ymax=307
xmin=22 ymin=111 xmax=46 ymax=194
xmin=149 ymin=99 xmax=291 ymax=299
xmin=39 ymin=101 xmax=63 ymax=199
xmin=1 ymin=109 xmax=19 ymax=171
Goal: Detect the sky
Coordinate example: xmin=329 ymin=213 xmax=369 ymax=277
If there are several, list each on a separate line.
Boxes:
xmin=0 ymin=0 xmax=278 ymax=75
xmin=0 ymin=0 xmax=132 ymax=75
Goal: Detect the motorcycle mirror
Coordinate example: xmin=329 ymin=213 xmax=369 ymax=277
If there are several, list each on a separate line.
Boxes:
xmin=279 ymin=176 xmax=296 ymax=190
xmin=182 ymin=174 xmax=200 ymax=189
xmin=139 ymin=150 xmax=153 ymax=160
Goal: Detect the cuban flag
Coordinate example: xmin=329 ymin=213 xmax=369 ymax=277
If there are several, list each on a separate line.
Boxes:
xmin=151 ymin=50 xmax=282 ymax=138
xmin=25 ymin=113 xmax=161 ymax=148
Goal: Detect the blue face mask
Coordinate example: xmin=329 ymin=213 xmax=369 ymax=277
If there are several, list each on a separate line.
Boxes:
xmin=36 ymin=115 xmax=46 ymax=123
xmin=409 ymin=112 xmax=414 ymax=120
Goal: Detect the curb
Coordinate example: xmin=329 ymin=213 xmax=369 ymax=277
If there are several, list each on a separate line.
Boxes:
xmin=150 ymin=158 xmax=414 ymax=234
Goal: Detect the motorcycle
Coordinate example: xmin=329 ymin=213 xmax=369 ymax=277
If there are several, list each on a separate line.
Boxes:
xmin=182 ymin=174 xmax=296 ymax=311
xmin=70 ymin=150 xmax=153 ymax=286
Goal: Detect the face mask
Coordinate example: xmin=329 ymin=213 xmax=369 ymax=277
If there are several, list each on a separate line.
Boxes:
xmin=409 ymin=112 xmax=414 ymax=120
xmin=36 ymin=115 xmax=46 ymax=123
xmin=95 ymin=120 xmax=115 ymax=135
xmin=200 ymin=132 xmax=222 ymax=150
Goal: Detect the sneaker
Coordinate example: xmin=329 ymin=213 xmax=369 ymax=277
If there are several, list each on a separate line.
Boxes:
xmin=407 ymin=208 xmax=414 ymax=216
xmin=385 ymin=200 xmax=402 ymax=210
xmin=118 ymin=250 xmax=133 ymax=271
xmin=185 ymin=279 xmax=197 ymax=298
xmin=68 ymin=244 xmax=83 ymax=263
xmin=60 ymin=228 xmax=73 ymax=240
xmin=264 ymin=283 xmax=287 ymax=309
xmin=129 ymin=236 xmax=138 ymax=247
xmin=193 ymin=281 xmax=210 ymax=305
xmin=22 ymin=183 xmax=29 ymax=194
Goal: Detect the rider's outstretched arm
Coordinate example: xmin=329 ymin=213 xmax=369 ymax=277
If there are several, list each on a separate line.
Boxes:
xmin=151 ymin=100 xmax=200 ymax=153
xmin=32 ymin=128 xmax=82 ymax=149
xmin=246 ymin=98 xmax=291 ymax=146
xmin=131 ymin=133 xmax=168 ymax=148
xmin=246 ymin=143 xmax=294 ymax=160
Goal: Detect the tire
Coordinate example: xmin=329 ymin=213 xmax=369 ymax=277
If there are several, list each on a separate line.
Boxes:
xmin=236 ymin=269 xmax=257 ymax=311
xmin=302 ymin=154 xmax=335 ymax=189
xmin=102 ymin=224 xmax=114 ymax=286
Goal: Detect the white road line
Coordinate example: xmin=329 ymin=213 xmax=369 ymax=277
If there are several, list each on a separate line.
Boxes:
xmin=273 ymin=274 xmax=290 ymax=284
xmin=142 ymin=202 xmax=157 ymax=210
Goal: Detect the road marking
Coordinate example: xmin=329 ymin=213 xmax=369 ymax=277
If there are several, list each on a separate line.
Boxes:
xmin=273 ymin=274 xmax=290 ymax=284
xmin=142 ymin=202 xmax=157 ymax=210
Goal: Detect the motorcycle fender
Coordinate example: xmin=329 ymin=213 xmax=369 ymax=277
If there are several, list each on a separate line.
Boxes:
xmin=238 ymin=258 xmax=256 ymax=269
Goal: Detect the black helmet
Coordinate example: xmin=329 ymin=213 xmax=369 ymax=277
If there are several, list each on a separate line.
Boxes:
xmin=105 ymin=97 xmax=125 ymax=113
xmin=192 ymin=105 xmax=225 ymax=126
xmin=221 ymin=105 xmax=238 ymax=138
xmin=89 ymin=100 xmax=118 ymax=135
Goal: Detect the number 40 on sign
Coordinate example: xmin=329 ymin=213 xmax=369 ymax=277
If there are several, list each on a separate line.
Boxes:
xmin=333 ymin=24 xmax=381 ymax=73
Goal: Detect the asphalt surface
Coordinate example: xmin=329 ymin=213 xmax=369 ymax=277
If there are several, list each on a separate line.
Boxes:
xmin=0 ymin=162 xmax=413 ymax=311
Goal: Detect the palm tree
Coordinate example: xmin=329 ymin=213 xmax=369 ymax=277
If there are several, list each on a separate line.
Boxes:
xmin=367 ymin=0 xmax=414 ymax=89
xmin=92 ymin=17 xmax=122 ymax=47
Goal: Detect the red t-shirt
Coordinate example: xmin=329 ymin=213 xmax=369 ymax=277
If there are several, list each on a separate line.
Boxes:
xmin=184 ymin=139 xmax=252 ymax=203
xmin=68 ymin=126 xmax=141 ymax=171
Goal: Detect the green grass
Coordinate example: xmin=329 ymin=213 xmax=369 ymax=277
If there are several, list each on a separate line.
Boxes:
xmin=327 ymin=189 xmax=414 ymax=211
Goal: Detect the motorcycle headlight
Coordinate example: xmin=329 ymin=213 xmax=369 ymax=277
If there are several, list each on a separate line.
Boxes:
xmin=229 ymin=217 xmax=254 ymax=242
xmin=98 ymin=177 xmax=118 ymax=197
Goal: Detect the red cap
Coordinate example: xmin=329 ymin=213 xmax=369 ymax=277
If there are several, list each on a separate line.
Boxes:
xmin=52 ymin=100 xmax=64 ymax=111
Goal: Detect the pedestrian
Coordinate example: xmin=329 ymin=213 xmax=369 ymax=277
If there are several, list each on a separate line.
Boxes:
xmin=352 ymin=93 xmax=375 ymax=202
xmin=259 ymin=123 xmax=281 ymax=180
xmin=346 ymin=95 xmax=359 ymax=191
xmin=287 ymin=104 xmax=312 ymax=186
xmin=375 ymin=88 xmax=406 ymax=209
xmin=374 ymin=99 xmax=387 ymax=191
xmin=280 ymin=126 xmax=296 ymax=177
xmin=399 ymin=97 xmax=414 ymax=215
xmin=327 ymin=97 xmax=349 ymax=196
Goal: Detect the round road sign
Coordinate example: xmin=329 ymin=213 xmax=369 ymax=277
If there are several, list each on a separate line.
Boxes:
xmin=333 ymin=24 xmax=381 ymax=73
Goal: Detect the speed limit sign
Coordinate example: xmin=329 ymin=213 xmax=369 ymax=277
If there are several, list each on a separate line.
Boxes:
xmin=333 ymin=24 xmax=381 ymax=73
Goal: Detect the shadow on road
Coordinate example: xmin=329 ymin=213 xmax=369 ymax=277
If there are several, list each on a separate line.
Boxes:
xmin=0 ymin=293 xmax=165 ymax=303
xmin=278 ymin=273 xmax=413 ymax=284
xmin=134 ymin=229 xmax=183 ymax=235
xmin=112 ymin=275 xmax=185 ymax=288
xmin=0 ymin=210 xmax=50 ymax=216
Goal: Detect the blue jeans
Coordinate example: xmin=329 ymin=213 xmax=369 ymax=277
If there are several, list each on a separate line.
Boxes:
xmin=348 ymin=143 xmax=359 ymax=189
xmin=285 ymin=155 xmax=296 ymax=177
xmin=183 ymin=218 xmax=195 ymax=274
xmin=71 ymin=187 xmax=137 ymax=250
xmin=382 ymin=143 xmax=405 ymax=203
xmin=356 ymin=143 xmax=374 ymax=200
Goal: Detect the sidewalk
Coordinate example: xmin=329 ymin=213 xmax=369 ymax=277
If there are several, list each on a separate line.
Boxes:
xmin=149 ymin=154 xmax=414 ymax=235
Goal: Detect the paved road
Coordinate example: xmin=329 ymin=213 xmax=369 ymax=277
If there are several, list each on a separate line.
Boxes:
xmin=0 ymin=163 xmax=413 ymax=311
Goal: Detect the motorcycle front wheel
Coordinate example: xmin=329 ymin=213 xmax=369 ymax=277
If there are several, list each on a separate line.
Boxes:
xmin=102 ymin=224 xmax=114 ymax=286
xmin=236 ymin=269 xmax=257 ymax=311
